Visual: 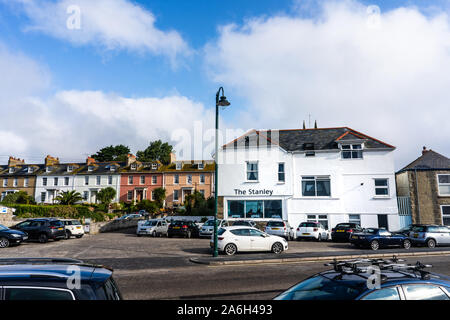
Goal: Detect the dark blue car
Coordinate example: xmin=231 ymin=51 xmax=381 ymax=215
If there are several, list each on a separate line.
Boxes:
xmin=349 ymin=228 xmax=411 ymax=250
xmin=274 ymin=258 xmax=450 ymax=300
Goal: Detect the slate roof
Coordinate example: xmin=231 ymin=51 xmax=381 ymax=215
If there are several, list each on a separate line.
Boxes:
xmin=223 ymin=127 xmax=395 ymax=152
xmin=398 ymin=150 xmax=450 ymax=172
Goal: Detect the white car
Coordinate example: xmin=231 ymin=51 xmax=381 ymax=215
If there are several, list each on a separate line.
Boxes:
xmin=137 ymin=219 xmax=168 ymax=237
xmin=296 ymin=221 xmax=330 ymax=241
xmin=200 ymin=219 xmax=230 ymax=238
xmin=264 ymin=220 xmax=295 ymax=240
xmin=210 ymin=226 xmax=288 ymax=255
xmin=60 ymin=219 xmax=84 ymax=239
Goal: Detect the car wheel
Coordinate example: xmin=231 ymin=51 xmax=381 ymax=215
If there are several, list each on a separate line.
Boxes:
xmin=224 ymin=243 xmax=237 ymax=256
xmin=370 ymin=240 xmax=379 ymax=251
xmin=403 ymin=239 xmax=411 ymax=250
xmin=75 ymin=235 xmax=83 ymax=239
xmin=427 ymin=239 xmax=436 ymax=249
xmin=317 ymin=234 xmax=322 ymax=242
xmin=39 ymin=233 xmax=48 ymax=243
xmin=152 ymin=231 xmax=157 ymax=237
xmin=65 ymin=230 xmax=71 ymax=240
xmin=272 ymin=242 xmax=284 ymax=254
xmin=0 ymin=237 xmax=10 ymax=248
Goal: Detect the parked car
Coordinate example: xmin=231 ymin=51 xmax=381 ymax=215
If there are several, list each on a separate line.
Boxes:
xmin=232 ymin=220 xmax=257 ymax=228
xmin=331 ymin=223 xmax=363 ymax=242
xmin=60 ymin=219 xmax=84 ymax=240
xmin=137 ymin=219 xmax=168 ymax=237
xmin=168 ymin=220 xmax=200 ymax=238
xmin=392 ymin=224 xmax=422 ymax=236
xmin=409 ymin=225 xmax=450 ymax=248
xmin=11 ymin=218 xmax=65 ymax=243
xmin=350 ymin=228 xmax=412 ymax=250
xmin=116 ymin=213 xmax=142 ymax=221
xmin=264 ymin=220 xmax=295 ymax=240
xmin=0 ymin=258 xmax=122 ymax=300
xmin=296 ymin=222 xmax=330 ymax=241
xmin=199 ymin=219 xmax=230 ymax=238
xmin=0 ymin=225 xmax=28 ymax=248
xmin=210 ymin=226 xmax=288 ymax=255
xmin=274 ymin=257 xmax=450 ymax=300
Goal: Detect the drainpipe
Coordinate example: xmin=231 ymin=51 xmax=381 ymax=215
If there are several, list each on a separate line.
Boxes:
xmin=414 ymin=169 xmax=421 ymax=223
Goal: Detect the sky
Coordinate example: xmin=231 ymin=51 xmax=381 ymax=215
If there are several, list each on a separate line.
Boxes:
xmin=0 ymin=0 xmax=449 ymax=169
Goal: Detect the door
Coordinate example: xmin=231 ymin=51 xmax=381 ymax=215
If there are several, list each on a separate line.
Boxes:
xmin=378 ymin=215 xmax=389 ymax=230
xmin=249 ymin=229 xmax=270 ymax=251
xmin=229 ymin=229 xmax=252 ymax=251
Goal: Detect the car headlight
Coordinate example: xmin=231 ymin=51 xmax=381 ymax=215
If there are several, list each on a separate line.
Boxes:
xmin=11 ymin=233 xmax=22 ymax=238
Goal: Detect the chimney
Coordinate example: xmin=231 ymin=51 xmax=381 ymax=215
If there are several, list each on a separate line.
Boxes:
xmin=169 ymin=152 xmax=177 ymax=164
xmin=314 ymin=120 xmax=318 ymax=129
xmin=302 ymin=121 xmax=306 ymax=129
xmin=45 ymin=155 xmax=59 ymax=166
xmin=8 ymin=156 xmax=25 ymax=167
xmin=126 ymin=154 xmax=137 ymax=166
xmin=422 ymin=146 xmax=429 ymax=155
xmin=86 ymin=156 xmax=96 ymax=166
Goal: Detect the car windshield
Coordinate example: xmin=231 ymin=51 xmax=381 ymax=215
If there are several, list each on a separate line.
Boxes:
xmin=274 ymin=274 xmax=366 ymax=300
xmin=0 ymin=224 xmax=8 ymax=231
xmin=50 ymin=220 xmax=63 ymax=227
xmin=144 ymin=220 xmax=157 ymax=226
xmin=364 ymin=228 xmax=378 ymax=234
xmin=336 ymin=224 xmax=352 ymax=228
xmin=267 ymin=221 xmax=285 ymax=227
xmin=300 ymin=222 xmax=317 ymax=228
xmin=204 ymin=220 xmax=216 ymax=226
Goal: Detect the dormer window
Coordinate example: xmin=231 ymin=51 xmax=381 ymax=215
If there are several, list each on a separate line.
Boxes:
xmin=8 ymin=167 xmax=14 ymax=174
xmin=304 ymin=143 xmax=315 ymax=157
xmin=341 ymin=144 xmax=363 ymax=159
xmin=198 ymin=163 xmax=204 ymax=170
xmin=110 ymin=165 xmax=116 ymax=172
xmin=176 ymin=163 xmax=182 ymax=170
xmin=67 ymin=165 xmax=73 ymax=172
xmin=88 ymin=166 xmax=94 ymax=172
xmin=46 ymin=166 xmax=52 ymax=173
xmin=27 ymin=167 xmax=34 ymax=174
xmin=151 ymin=163 xmax=157 ymax=170
xmin=131 ymin=163 xmax=137 ymax=170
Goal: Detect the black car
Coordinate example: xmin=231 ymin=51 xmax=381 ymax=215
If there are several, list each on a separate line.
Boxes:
xmin=0 ymin=224 xmax=28 ymax=248
xmin=0 ymin=258 xmax=122 ymax=300
xmin=168 ymin=220 xmax=199 ymax=238
xmin=349 ymin=228 xmax=412 ymax=250
xmin=11 ymin=218 xmax=66 ymax=243
xmin=331 ymin=223 xmax=363 ymax=242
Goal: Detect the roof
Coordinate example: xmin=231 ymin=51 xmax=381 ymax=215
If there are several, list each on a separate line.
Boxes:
xmin=398 ymin=150 xmax=450 ymax=172
xmin=223 ymin=127 xmax=395 ymax=152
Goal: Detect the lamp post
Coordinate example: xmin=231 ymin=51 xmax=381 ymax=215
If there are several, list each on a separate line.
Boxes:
xmin=213 ymin=87 xmax=230 ymax=257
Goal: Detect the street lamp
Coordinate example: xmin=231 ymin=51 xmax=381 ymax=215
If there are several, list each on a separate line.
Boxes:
xmin=213 ymin=87 xmax=230 ymax=257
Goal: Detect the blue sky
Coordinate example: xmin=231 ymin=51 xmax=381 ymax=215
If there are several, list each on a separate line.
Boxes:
xmin=0 ymin=0 xmax=449 ymax=167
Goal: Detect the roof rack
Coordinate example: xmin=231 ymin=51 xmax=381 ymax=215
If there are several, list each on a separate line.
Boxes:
xmin=324 ymin=255 xmax=435 ymax=280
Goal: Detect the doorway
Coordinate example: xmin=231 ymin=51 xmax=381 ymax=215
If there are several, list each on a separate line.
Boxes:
xmin=378 ymin=214 xmax=389 ymax=230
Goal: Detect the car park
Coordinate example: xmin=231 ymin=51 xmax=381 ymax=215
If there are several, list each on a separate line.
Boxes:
xmin=199 ymin=219 xmax=230 ymax=238
xmin=331 ymin=223 xmax=363 ymax=242
xmin=274 ymin=257 xmax=450 ymax=300
xmin=0 ymin=258 xmax=122 ymax=300
xmin=349 ymin=228 xmax=412 ymax=250
xmin=296 ymin=221 xmax=330 ymax=241
xmin=11 ymin=218 xmax=65 ymax=243
xmin=210 ymin=226 xmax=288 ymax=255
xmin=264 ymin=220 xmax=295 ymax=240
xmin=0 ymin=225 xmax=28 ymax=248
xmin=168 ymin=220 xmax=200 ymax=238
xmin=231 ymin=220 xmax=257 ymax=228
xmin=137 ymin=219 xmax=168 ymax=237
xmin=409 ymin=225 xmax=450 ymax=248
xmin=60 ymin=219 xmax=84 ymax=240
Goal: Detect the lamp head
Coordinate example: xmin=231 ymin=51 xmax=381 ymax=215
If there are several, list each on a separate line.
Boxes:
xmin=217 ymin=95 xmax=230 ymax=107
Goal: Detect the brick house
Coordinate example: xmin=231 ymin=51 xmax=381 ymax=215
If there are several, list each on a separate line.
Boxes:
xmin=395 ymin=147 xmax=450 ymax=226
xmin=0 ymin=157 xmax=40 ymax=201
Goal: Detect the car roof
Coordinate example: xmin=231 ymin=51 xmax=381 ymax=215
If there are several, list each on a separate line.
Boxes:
xmin=222 ymin=226 xmax=259 ymax=230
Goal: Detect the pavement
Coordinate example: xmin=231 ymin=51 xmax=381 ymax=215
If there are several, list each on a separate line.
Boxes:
xmin=190 ymin=246 xmax=450 ymax=266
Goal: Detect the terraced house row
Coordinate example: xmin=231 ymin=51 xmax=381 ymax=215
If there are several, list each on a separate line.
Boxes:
xmin=0 ymin=154 xmax=214 ymax=207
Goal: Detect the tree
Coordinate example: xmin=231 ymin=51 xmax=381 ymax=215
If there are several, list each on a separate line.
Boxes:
xmin=97 ymin=187 xmax=116 ymax=205
xmin=55 ymin=190 xmax=83 ymax=205
xmin=136 ymin=140 xmax=173 ymax=164
xmin=152 ymin=187 xmax=166 ymax=208
xmin=183 ymin=191 xmax=213 ymax=216
xmin=91 ymin=145 xmax=130 ymax=162
xmin=136 ymin=200 xmax=159 ymax=216
xmin=1 ymin=191 xmax=35 ymax=205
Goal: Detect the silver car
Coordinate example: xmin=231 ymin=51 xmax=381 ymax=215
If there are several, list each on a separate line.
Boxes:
xmin=200 ymin=219 xmax=229 ymax=238
xmin=137 ymin=219 xmax=168 ymax=237
xmin=409 ymin=225 xmax=450 ymax=248
xmin=264 ymin=220 xmax=295 ymax=240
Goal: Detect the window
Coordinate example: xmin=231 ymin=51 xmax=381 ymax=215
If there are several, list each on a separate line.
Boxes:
xmin=302 ymin=176 xmax=331 ymax=197
xmin=140 ymin=176 xmax=145 ymax=184
xmin=54 ymin=177 xmax=58 ymax=186
xmin=187 ymin=175 xmax=192 ymax=185
xmin=24 ymin=178 xmax=29 ymax=187
xmin=131 ymin=163 xmax=137 ymax=170
xmin=110 ymin=165 xmax=116 ymax=172
xmin=13 ymin=178 xmax=18 ymax=187
xmin=67 ymin=165 xmax=73 ymax=172
xmin=96 ymin=176 xmax=101 ymax=185
xmin=442 ymin=206 xmax=450 ymax=226
xmin=264 ymin=200 xmax=282 ymax=219
xmin=246 ymin=161 xmax=258 ymax=181
xmin=341 ymin=144 xmax=363 ymax=159
xmin=174 ymin=174 xmax=179 ymax=184
xmin=27 ymin=167 xmax=33 ymax=173
xmin=349 ymin=214 xmax=361 ymax=226
xmin=128 ymin=176 xmax=133 ymax=185
xmin=127 ymin=191 xmax=133 ymax=201
xmin=9 ymin=167 xmax=14 ymax=173
xmin=151 ymin=191 xmax=155 ymax=201
xmin=402 ymin=284 xmax=449 ymax=300
xmin=108 ymin=176 xmax=113 ymax=185
xmin=41 ymin=192 xmax=46 ymax=202
xmin=307 ymin=214 xmax=329 ymax=230
xmin=375 ymin=178 xmax=389 ymax=196
xmin=176 ymin=163 xmax=182 ymax=170
xmin=246 ymin=200 xmax=264 ymax=218
xmin=4 ymin=287 xmax=74 ymax=300
xmin=42 ymin=178 xmax=47 ymax=186
xmin=198 ymin=163 xmax=204 ymax=170
xmin=83 ymin=191 xmax=89 ymax=201
xmin=200 ymin=174 xmax=205 ymax=184
xmin=227 ymin=200 xmax=282 ymax=219
xmin=2 ymin=178 xmax=7 ymax=187
xmin=362 ymin=287 xmax=401 ymax=300
xmin=173 ymin=190 xmax=179 ymax=201
xmin=278 ymin=163 xmax=285 ymax=182
xmin=46 ymin=166 xmax=52 ymax=173
xmin=88 ymin=166 xmax=94 ymax=172
xmin=228 ymin=200 xmax=245 ymax=218
xmin=84 ymin=176 xmax=89 ymax=185
xmin=438 ymin=174 xmax=450 ymax=196
xmin=152 ymin=175 xmax=157 ymax=185
xmin=64 ymin=177 xmax=70 ymax=186
xmin=151 ymin=163 xmax=157 ymax=170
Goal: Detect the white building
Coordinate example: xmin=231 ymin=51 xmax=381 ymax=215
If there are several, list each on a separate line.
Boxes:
xmin=217 ymin=127 xmax=400 ymax=231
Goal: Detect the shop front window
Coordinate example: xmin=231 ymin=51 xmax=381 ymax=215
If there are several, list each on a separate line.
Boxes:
xmin=228 ymin=200 xmax=245 ymax=218
xmin=227 ymin=200 xmax=282 ymax=219
xmin=246 ymin=201 xmax=263 ymax=218
xmin=264 ymin=200 xmax=282 ymax=219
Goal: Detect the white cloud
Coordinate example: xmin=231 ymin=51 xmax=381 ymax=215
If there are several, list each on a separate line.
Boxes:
xmin=206 ymin=0 xmax=450 ymax=168
xmin=7 ymin=0 xmax=190 ymax=63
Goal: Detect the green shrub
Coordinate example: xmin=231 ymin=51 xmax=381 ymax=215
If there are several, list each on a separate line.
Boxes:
xmin=7 ymin=204 xmax=109 ymax=222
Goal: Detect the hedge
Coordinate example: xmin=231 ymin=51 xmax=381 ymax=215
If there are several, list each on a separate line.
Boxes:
xmin=6 ymin=204 xmax=110 ymax=222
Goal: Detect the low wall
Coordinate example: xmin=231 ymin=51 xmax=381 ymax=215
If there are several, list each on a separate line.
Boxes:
xmin=88 ymin=218 xmax=142 ymax=234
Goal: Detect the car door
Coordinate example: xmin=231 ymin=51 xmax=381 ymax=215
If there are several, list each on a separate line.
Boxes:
xmin=229 ymin=229 xmax=252 ymax=251
xmin=249 ymin=229 xmax=270 ymax=251
xmin=437 ymin=227 xmax=450 ymax=245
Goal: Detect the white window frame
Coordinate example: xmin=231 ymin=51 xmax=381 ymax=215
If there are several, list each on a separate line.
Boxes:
xmin=54 ymin=177 xmax=58 ymax=186
xmin=127 ymin=191 xmax=133 ymax=201
xmin=151 ymin=163 xmax=157 ymax=170
xmin=9 ymin=167 xmax=14 ymax=174
xmin=83 ymin=191 xmax=89 ymax=201
xmin=108 ymin=176 xmax=113 ymax=185
xmin=349 ymin=214 xmax=361 ymax=226
xmin=176 ymin=163 xmax=182 ymax=170
xmin=131 ymin=163 xmax=137 ymax=171
xmin=341 ymin=144 xmax=363 ymax=159
xmin=42 ymin=178 xmax=47 ymax=187
xmin=24 ymin=178 xmax=29 ymax=187
xmin=96 ymin=176 xmax=101 ymax=186
xmin=64 ymin=177 xmax=70 ymax=186
xmin=84 ymin=176 xmax=89 ymax=186
xmin=199 ymin=174 xmax=205 ymax=184
xmin=2 ymin=179 xmax=7 ymax=187
xmin=437 ymin=174 xmax=450 ymax=196
xmin=187 ymin=174 xmax=192 ymax=185
xmin=198 ymin=163 xmax=204 ymax=170
xmin=301 ymin=176 xmax=331 ymax=197
xmin=278 ymin=162 xmax=285 ymax=183
xmin=140 ymin=176 xmax=145 ymax=185
xmin=151 ymin=190 xmax=155 ymax=201
xmin=441 ymin=205 xmax=450 ymax=226
xmin=67 ymin=165 xmax=73 ymax=172
xmin=13 ymin=178 xmax=18 ymax=187
xmin=199 ymin=189 xmax=205 ymax=197
xmin=174 ymin=174 xmax=179 ymax=185
xmin=173 ymin=190 xmax=179 ymax=202
xmin=374 ymin=178 xmax=390 ymax=198
xmin=152 ymin=175 xmax=157 ymax=185
xmin=246 ymin=161 xmax=259 ymax=182
xmin=128 ymin=176 xmax=133 ymax=185
xmin=40 ymin=192 xmax=46 ymax=202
